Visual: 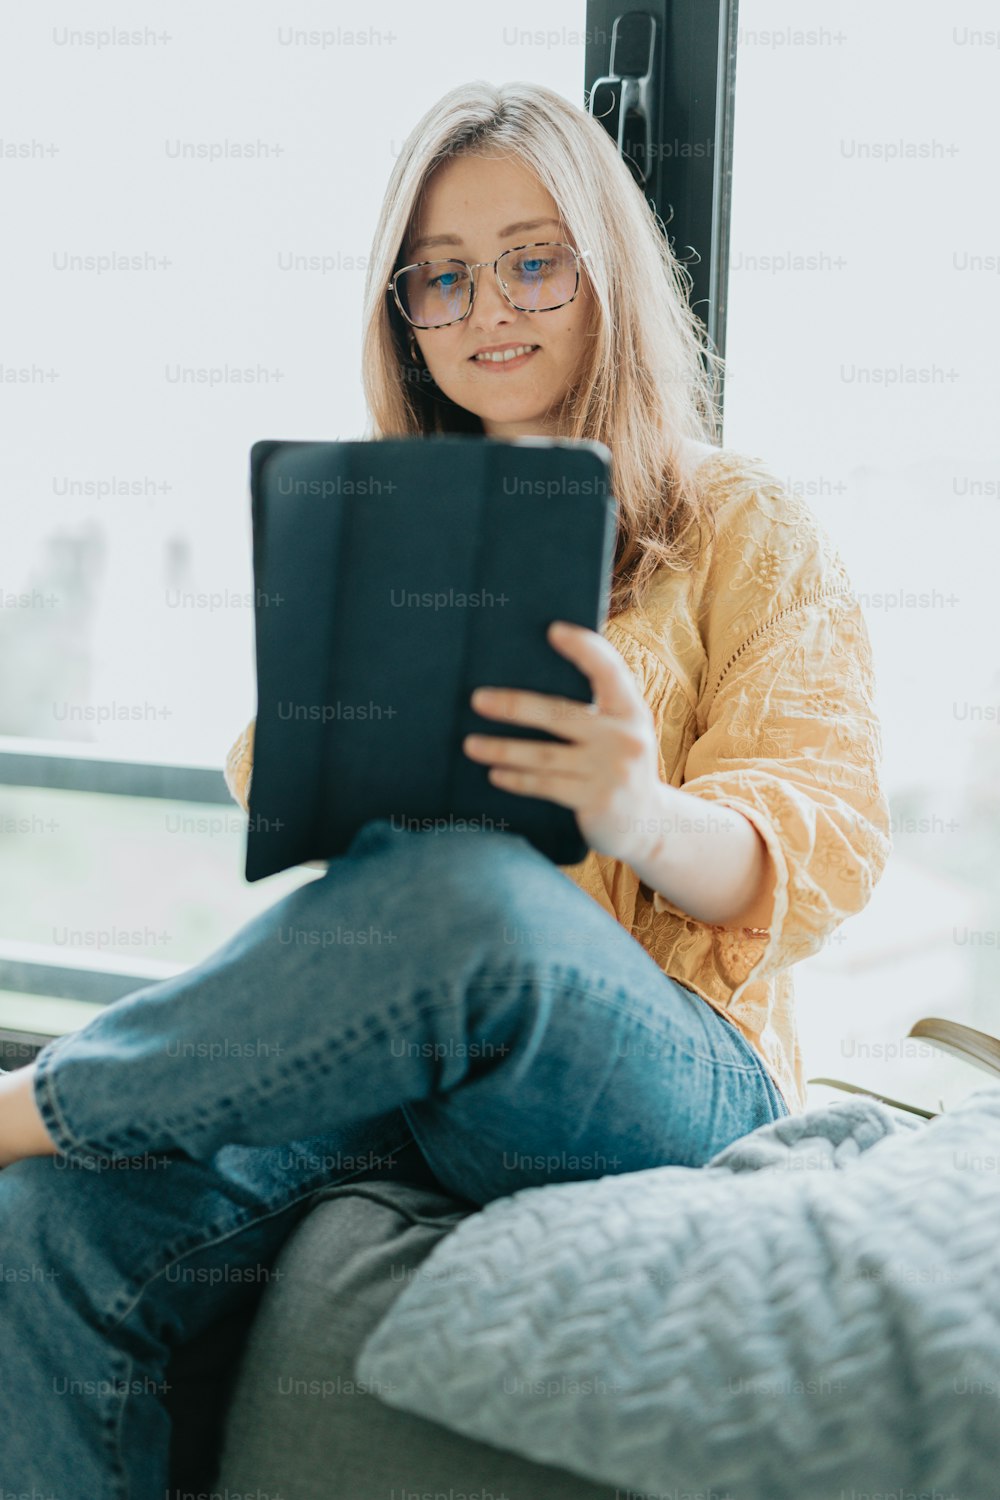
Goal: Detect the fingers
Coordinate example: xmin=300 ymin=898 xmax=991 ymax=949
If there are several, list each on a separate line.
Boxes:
xmin=546 ymin=620 xmax=642 ymax=717
xmin=468 ymin=623 xmax=644 ymax=738
xmin=484 ymin=763 xmax=587 ymax=806
xmin=470 ymin=686 xmax=599 ymax=739
xmin=463 ymin=731 xmax=582 ymax=775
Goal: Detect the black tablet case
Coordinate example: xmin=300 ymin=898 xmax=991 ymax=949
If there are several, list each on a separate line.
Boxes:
xmin=245 ymin=435 xmax=618 ymax=881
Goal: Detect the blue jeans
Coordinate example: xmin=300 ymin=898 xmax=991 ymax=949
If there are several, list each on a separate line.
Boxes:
xmin=0 ymin=819 xmax=787 ymax=1494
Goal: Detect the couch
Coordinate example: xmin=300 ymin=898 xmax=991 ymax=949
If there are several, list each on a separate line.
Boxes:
xmin=162 ymin=1087 xmax=1000 ymax=1500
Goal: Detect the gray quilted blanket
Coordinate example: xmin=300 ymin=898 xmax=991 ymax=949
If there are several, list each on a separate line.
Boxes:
xmin=356 ymin=1088 xmax=1000 ymax=1499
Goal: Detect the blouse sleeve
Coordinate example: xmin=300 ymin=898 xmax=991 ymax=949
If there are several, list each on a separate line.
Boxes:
xmin=650 ymin=491 xmax=893 ymax=1006
xmin=224 ymin=717 xmax=256 ymax=815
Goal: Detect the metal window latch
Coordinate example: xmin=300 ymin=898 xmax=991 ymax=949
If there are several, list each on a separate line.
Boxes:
xmin=587 ymin=11 xmax=658 ymax=186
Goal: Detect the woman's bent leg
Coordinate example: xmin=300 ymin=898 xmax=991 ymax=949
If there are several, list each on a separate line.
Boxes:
xmin=30 ymin=820 xmax=787 ymax=1199
xmin=0 ymin=1106 xmax=430 ymax=1496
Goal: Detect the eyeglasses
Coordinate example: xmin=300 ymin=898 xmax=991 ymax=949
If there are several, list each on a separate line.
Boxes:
xmin=387 ymin=241 xmax=592 ymax=330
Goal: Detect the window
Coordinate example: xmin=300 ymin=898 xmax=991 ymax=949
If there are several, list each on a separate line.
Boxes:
xmin=0 ymin=3 xmax=588 ymax=1047
xmin=725 ymin=0 xmax=1000 ymax=1107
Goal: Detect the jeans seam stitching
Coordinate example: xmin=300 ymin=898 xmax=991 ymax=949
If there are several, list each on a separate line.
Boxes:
xmin=95 ymin=971 xmax=584 ymax=1152
xmin=106 ymin=1172 xmax=350 ymax=1335
xmin=39 ymin=965 xmax=766 ymax=1167
xmin=32 ymin=1040 xmax=89 ymax=1158
xmin=105 ymin=1347 xmax=134 ymax=1500
xmin=140 ymin=995 xmax=462 ymax=1151
xmin=51 ymin=993 xmax=457 ymax=1159
xmin=99 ymin=1138 xmax=418 ymax=1331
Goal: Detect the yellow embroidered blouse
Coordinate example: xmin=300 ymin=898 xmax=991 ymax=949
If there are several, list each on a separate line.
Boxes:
xmin=223 ymin=447 xmax=893 ymax=1115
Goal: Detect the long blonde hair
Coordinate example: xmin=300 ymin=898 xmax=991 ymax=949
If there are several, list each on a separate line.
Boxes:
xmin=361 ymin=80 xmax=724 ymax=620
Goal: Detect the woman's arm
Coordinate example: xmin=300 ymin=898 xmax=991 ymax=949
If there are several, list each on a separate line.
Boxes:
xmin=637 ymin=590 xmax=893 ymax=995
xmin=463 ymin=622 xmax=781 ymax=929
xmin=628 ymin=781 xmax=779 ymax=929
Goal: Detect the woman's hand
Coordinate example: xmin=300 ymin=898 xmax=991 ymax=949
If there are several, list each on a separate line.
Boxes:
xmin=462 ymin=619 xmax=664 ymax=866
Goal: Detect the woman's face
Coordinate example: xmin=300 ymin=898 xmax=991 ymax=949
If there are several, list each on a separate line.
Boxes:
xmin=403 ymin=152 xmax=593 ymax=439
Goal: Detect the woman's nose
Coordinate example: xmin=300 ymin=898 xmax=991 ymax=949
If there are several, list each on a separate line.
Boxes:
xmin=471 ymin=266 xmax=514 ymax=320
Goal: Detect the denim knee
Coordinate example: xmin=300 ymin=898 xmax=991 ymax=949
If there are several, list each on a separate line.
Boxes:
xmin=339 ymin=819 xmax=619 ymax=972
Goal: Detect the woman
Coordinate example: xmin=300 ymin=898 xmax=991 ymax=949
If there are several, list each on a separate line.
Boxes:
xmin=0 ymin=82 xmax=892 ymax=1491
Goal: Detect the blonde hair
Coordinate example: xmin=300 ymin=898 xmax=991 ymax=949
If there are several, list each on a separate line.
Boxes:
xmin=361 ymin=79 xmax=725 ymax=619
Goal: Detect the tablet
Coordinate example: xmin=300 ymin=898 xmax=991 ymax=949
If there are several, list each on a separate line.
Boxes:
xmin=245 ymin=434 xmax=617 ymax=880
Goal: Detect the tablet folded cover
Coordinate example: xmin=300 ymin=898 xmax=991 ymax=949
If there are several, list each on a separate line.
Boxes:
xmin=246 ymin=436 xmax=617 ymax=881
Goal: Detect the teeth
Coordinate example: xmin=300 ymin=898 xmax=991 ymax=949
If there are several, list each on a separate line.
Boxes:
xmin=473 ymin=344 xmax=537 ymax=363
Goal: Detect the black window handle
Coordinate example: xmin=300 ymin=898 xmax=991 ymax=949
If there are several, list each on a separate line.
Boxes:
xmin=587 ymin=11 xmax=658 ymax=186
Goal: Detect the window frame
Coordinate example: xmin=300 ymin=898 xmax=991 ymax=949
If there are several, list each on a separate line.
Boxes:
xmin=584 ymin=0 xmax=739 ymax=410
xmin=0 ymin=740 xmax=231 ymax=1051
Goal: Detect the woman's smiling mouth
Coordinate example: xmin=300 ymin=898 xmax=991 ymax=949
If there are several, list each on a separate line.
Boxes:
xmin=469 ymin=342 xmax=541 ymax=370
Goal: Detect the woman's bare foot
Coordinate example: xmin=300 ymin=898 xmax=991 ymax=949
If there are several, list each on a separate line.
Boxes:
xmin=0 ymin=1063 xmax=60 ymax=1167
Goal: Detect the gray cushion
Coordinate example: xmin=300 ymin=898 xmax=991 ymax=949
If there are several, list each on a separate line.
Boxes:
xmin=357 ymin=1093 xmax=1000 ymax=1500
xmin=215 ymin=1177 xmax=618 ymax=1499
